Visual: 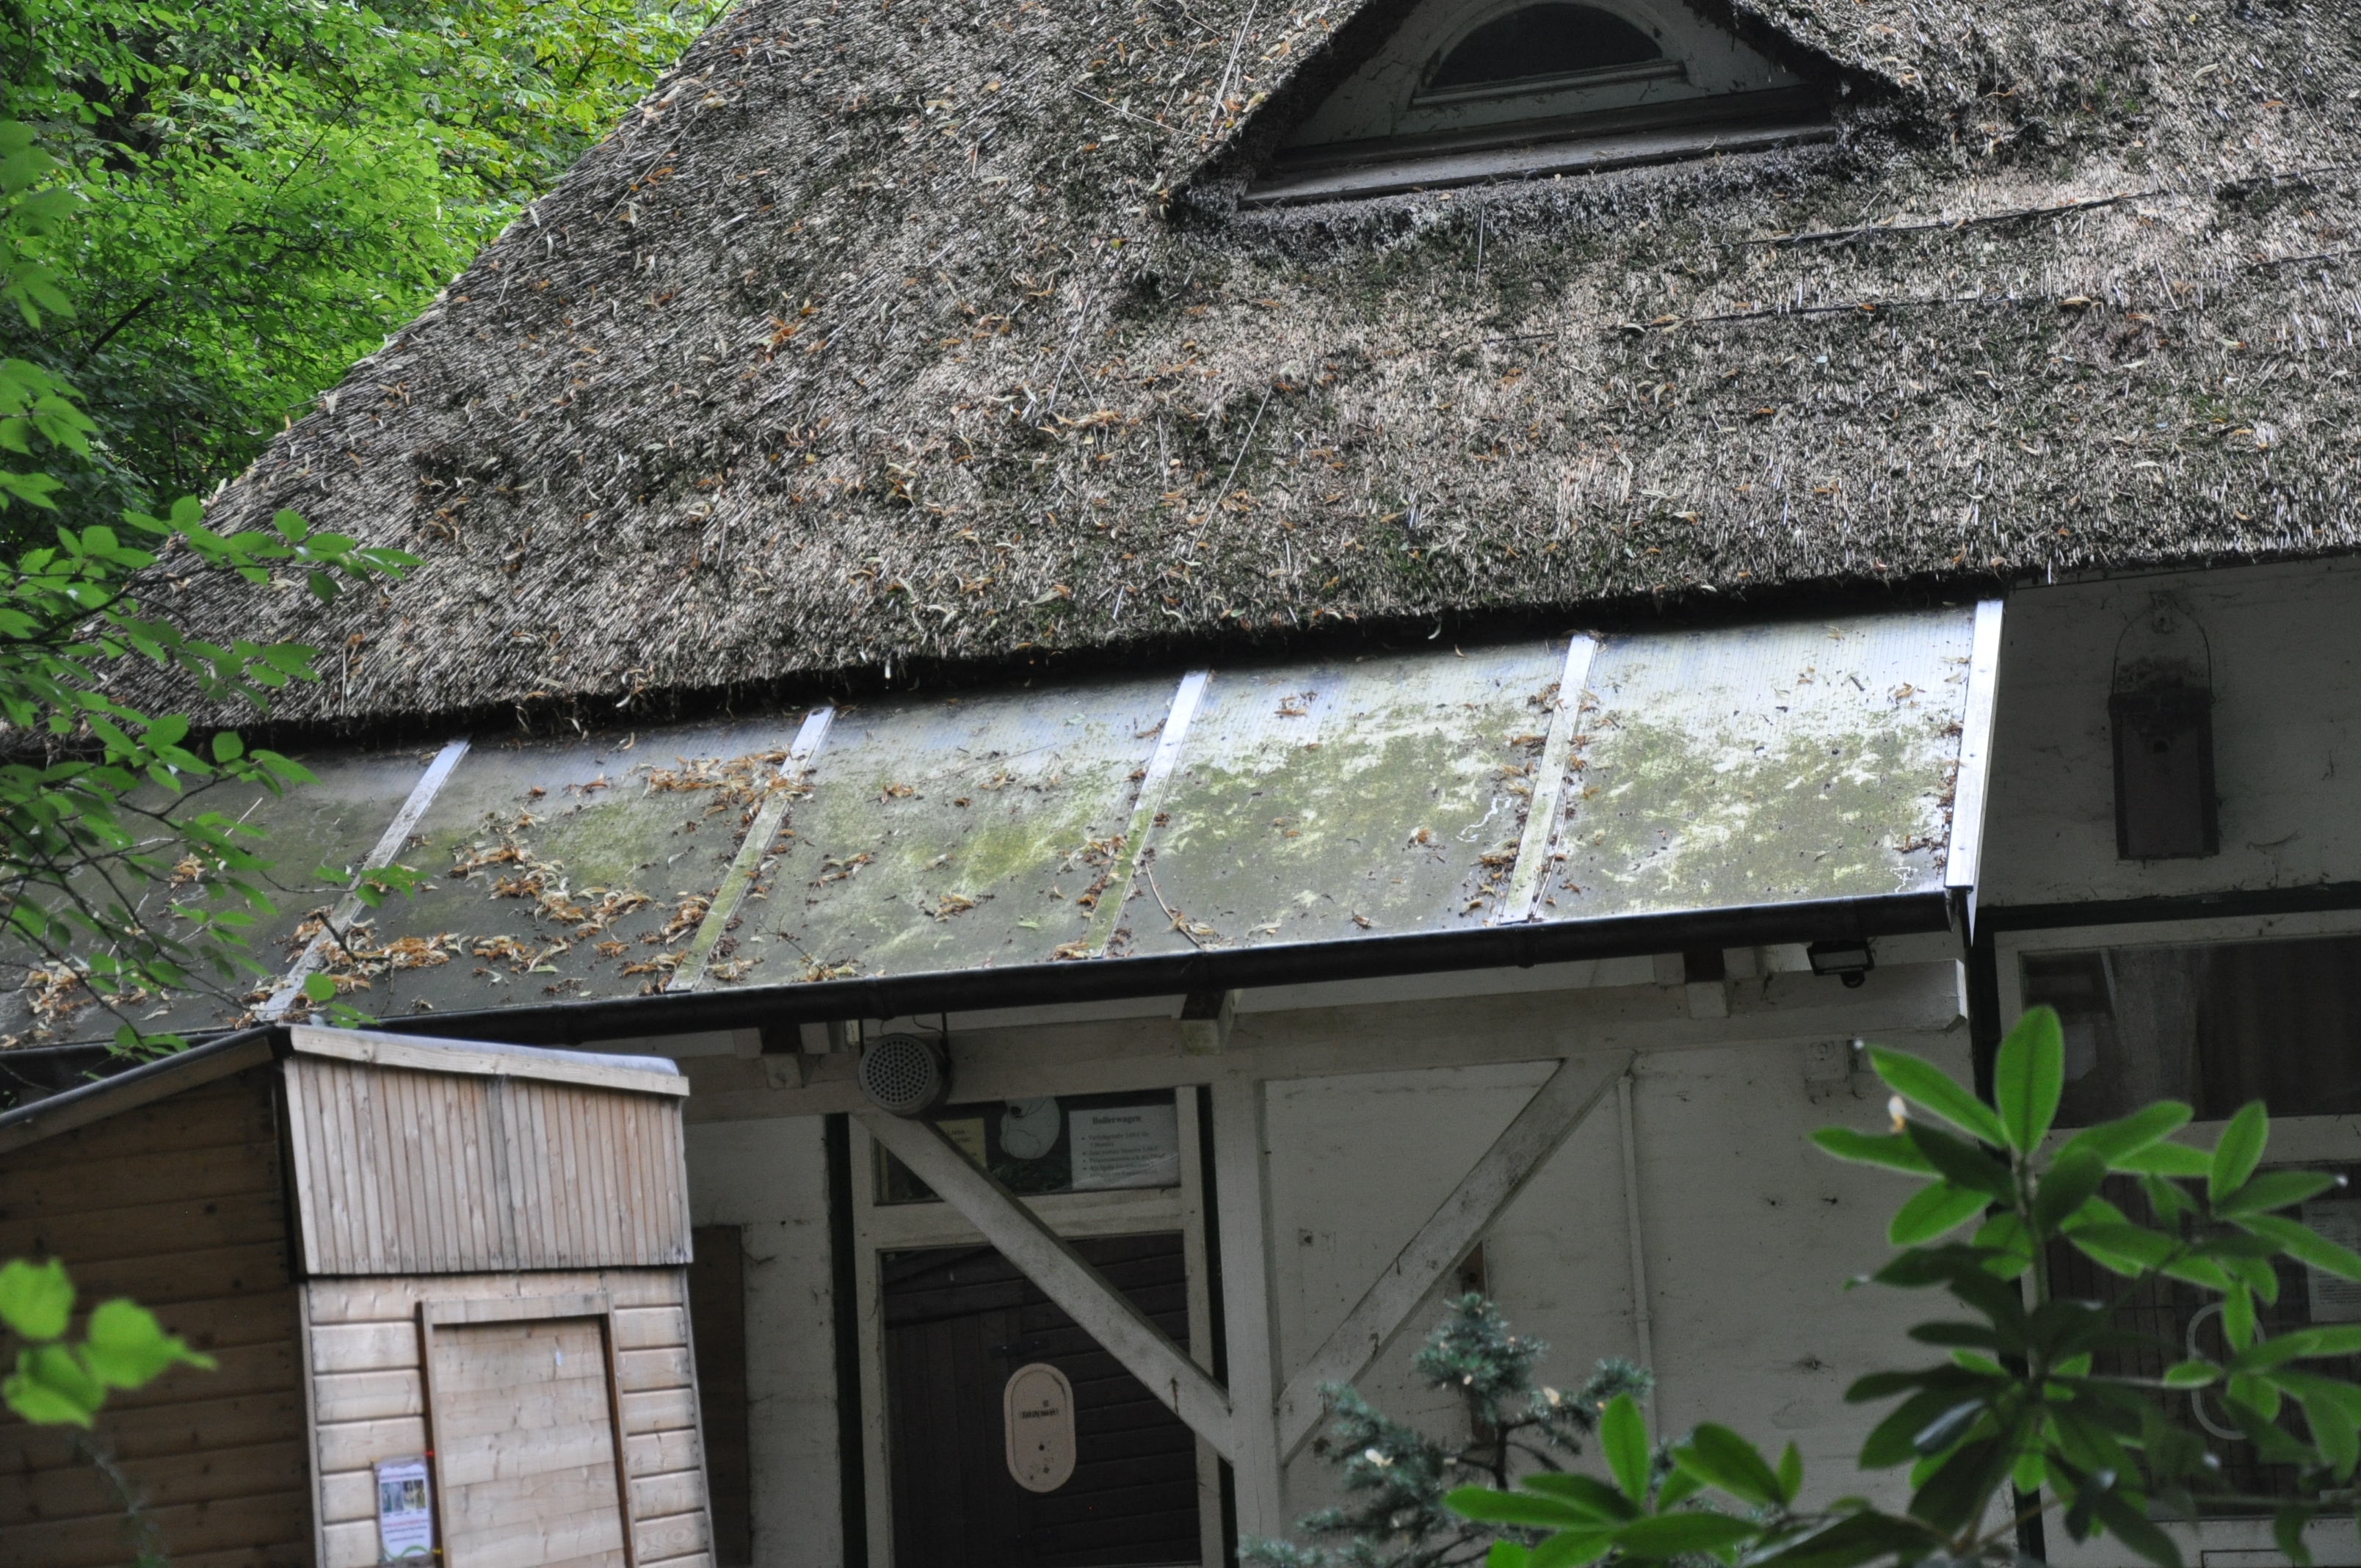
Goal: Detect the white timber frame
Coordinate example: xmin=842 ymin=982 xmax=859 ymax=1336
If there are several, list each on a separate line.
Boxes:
xmin=849 ymin=1091 xmax=1226 ymax=1568
xmin=709 ymin=952 xmax=1970 ymax=1565
xmin=839 ymin=1047 xmax=1648 ymax=1550
xmin=1271 ymin=1050 xmax=1630 ymax=1459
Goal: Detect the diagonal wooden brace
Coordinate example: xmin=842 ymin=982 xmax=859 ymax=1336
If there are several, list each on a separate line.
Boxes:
xmin=857 ymin=1110 xmax=1238 ymax=1460
xmin=1274 ymin=1050 xmax=1631 ymax=1461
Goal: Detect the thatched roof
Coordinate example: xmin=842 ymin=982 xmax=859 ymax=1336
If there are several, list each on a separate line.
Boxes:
xmin=170 ymin=0 xmax=2361 ymax=732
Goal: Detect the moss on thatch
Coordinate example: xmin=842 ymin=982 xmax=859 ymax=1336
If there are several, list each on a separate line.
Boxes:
xmin=167 ymin=0 xmax=2361 ymax=732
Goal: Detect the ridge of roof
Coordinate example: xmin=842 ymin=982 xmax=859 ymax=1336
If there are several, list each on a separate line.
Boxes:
xmin=155 ymin=0 xmax=2361 ymax=733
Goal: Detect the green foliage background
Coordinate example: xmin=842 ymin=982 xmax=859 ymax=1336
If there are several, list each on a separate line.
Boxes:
xmin=0 ymin=0 xmax=724 ymax=527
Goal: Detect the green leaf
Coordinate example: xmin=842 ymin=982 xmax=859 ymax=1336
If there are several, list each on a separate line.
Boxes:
xmin=2059 ymin=1099 xmax=2193 ymax=1169
xmin=1599 ymin=1393 xmax=1649 ymax=1504
xmin=1675 ymin=1423 xmax=1785 ymax=1506
xmin=2211 ymin=1101 xmax=2270 ymax=1203
xmin=1750 ymin=1511 xmax=1941 ymax=1568
xmin=2087 ymin=1478 xmax=2184 ymax=1568
xmin=2215 ymin=1169 xmax=2338 ymax=1219
xmin=1867 ymin=1048 xmax=2007 ymax=1147
xmin=0 ymin=1257 xmax=73 ymax=1340
xmin=2163 ymin=1361 xmax=2219 ymax=1387
xmin=302 ymin=973 xmax=336 ymax=1003
xmin=6 ymin=1344 xmax=102 ymax=1426
xmin=79 ymin=1299 xmax=210 ymax=1389
xmin=1614 ymin=1513 xmax=1763 ymax=1558
xmin=1529 ymin=1532 xmax=1616 ymax=1568
xmin=1904 ymin=1122 xmax=2014 ymax=1202
xmin=2272 ymin=1506 xmax=2314 ymax=1568
xmin=1810 ymin=1128 xmax=1936 ymax=1176
xmin=1517 ymin=1473 xmax=1636 ymax=1522
xmin=2033 ymin=1150 xmax=2108 ymax=1235
xmin=1486 ymin=1542 xmax=1534 ymax=1568
xmin=1776 ymin=1442 xmax=1802 ymax=1505
xmin=1993 ymin=1006 xmax=2064 ymax=1153
xmin=1887 ymin=1180 xmax=1990 ymax=1246
xmin=1446 ymin=1488 xmax=1600 ymax=1531
xmin=2241 ymin=1213 xmax=2361 ymax=1281
xmin=2118 ymin=1141 xmax=2211 ymax=1177
xmin=2066 ymin=1221 xmax=2178 ymax=1276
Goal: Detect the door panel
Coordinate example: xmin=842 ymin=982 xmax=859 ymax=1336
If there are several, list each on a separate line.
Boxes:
xmin=883 ymin=1233 xmax=1200 ymax=1568
xmin=432 ymin=1317 xmax=628 ymax=1568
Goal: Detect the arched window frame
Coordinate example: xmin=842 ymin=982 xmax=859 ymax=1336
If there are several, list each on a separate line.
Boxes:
xmin=1248 ymin=0 xmax=1832 ymax=206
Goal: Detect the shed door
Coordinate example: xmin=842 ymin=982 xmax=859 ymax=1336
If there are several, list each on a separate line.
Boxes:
xmin=432 ymin=1317 xmax=629 ymax=1568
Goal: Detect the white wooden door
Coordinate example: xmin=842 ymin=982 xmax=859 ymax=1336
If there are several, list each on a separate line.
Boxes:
xmin=431 ymin=1317 xmax=630 ymax=1568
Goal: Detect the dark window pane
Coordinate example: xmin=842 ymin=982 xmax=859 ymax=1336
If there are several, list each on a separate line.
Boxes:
xmin=1428 ymin=4 xmax=1660 ymax=90
xmin=2045 ymin=1172 xmax=2361 ymax=1513
xmin=2024 ymin=934 xmax=2361 ymax=1125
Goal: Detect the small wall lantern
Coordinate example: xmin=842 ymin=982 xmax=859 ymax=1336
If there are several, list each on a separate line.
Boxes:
xmin=2110 ymin=598 xmax=2218 ymax=861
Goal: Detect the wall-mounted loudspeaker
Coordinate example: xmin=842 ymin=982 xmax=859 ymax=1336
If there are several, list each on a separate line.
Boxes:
xmin=857 ymin=1033 xmax=951 ymax=1117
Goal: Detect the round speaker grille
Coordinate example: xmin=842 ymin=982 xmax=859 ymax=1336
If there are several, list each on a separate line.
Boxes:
xmin=857 ymin=1033 xmax=949 ymax=1117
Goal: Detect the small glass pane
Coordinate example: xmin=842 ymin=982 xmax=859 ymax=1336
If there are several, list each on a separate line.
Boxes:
xmin=1427 ymin=4 xmax=1661 ymax=91
xmin=877 ymin=1091 xmax=1183 ymax=1205
xmin=2023 ymin=932 xmax=2361 ymax=1127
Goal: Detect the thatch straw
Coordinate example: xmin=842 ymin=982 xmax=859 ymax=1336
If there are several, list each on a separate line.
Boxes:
xmin=161 ymin=0 xmax=2361 ymax=733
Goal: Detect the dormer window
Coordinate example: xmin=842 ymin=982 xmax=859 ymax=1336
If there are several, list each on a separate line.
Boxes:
xmin=1247 ymin=0 xmax=1832 ymax=206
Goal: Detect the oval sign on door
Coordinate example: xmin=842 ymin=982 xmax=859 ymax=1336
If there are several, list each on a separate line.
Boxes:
xmin=1003 ymin=1362 xmax=1076 ymax=1492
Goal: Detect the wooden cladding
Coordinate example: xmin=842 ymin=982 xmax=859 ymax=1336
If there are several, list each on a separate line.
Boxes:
xmin=307 ymin=1269 xmax=713 ymax=1568
xmin=285 ymin=1053 xmax=692 ymax=1275
xmin=0 ymin=1067 xmax=311 ymax=1568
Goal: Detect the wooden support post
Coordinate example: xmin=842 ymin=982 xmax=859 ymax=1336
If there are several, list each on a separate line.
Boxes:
xmin=855 ymin=1111 xmax=1237 ymax=1459
xmin=1209 ymin=1073 xmax=1288 ymax=1541
xmin=1274 ymin=1051 xmax=1631 ymax=1461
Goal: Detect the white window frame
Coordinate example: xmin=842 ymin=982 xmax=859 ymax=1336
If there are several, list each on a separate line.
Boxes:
xmin=2000 ymin=909 xmax=2361 ymax=1566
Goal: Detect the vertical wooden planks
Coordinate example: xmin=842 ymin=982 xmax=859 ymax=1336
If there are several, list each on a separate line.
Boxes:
xmin=286 ymin=1057 xmax=691 ymax=1275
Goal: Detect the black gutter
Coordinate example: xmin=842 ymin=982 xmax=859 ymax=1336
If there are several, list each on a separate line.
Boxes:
xmin=0 ymin=1025 xmax=283 ymax=1135
xmin=349 ymin=889 xmax=1951 ymax=1048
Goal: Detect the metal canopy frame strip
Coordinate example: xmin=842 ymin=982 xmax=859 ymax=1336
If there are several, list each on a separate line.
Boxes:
xmin=672 ymin=705 xmax=838 ymax=992
xmin=1944 ymin=599 xmax=2006 ymax=900
xmin=1496 ymin=636 xmax=1599 ymax=926
xmin=369 ymin=887 xmax=1951 ymax=1046
xmin=259 ymin=736 xmax=472 ymax=1018
xmin=1087 ymin=669 xmax=1211 ymax=957
xmin=855 ymin=1109 xmax=1238 ymax=1459
xmin=1273 ymin=1050 xmax=1631 ymax=1459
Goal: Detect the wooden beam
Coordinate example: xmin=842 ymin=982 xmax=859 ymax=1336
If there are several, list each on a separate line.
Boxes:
xmin=683 ymin=961 xmax=1968 ymax=1123
xmin=1208 ymin=1075 xmax=1288 ymax=1540
xmin=855 ymin=1111 xmax=1237 ymax=1459
xmin=1274 ymin=1050 xmax=1631 ymax=1461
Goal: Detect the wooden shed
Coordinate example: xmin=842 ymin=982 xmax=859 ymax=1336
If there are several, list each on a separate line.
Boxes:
xmin=0 ymin=1024 xmax=716 ymax=1568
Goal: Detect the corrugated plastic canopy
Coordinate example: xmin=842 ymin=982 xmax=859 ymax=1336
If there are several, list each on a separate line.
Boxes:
xmin=3 ymin=606 xmax=1987 ymax=1045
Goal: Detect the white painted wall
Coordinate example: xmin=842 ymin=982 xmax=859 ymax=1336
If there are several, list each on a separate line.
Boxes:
xmin=1981 ymin=555 xmax=2361 ymax=907
xmin=687 ymin=1117 xmax=841 ymax=1568
xmin=1261 ymin=1006 xmax=1973 ymax=1532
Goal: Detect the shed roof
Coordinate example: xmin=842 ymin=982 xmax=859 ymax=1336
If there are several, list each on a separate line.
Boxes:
xmin=154 ymin=0 xmax=2360 ymax=736
xmin=0 ymin=1026 xmax=682 ymax=1155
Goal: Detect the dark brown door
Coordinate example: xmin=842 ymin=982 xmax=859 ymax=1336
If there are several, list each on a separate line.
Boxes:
xmin=883 ymin=1233 xmax=1201 ymax=1568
